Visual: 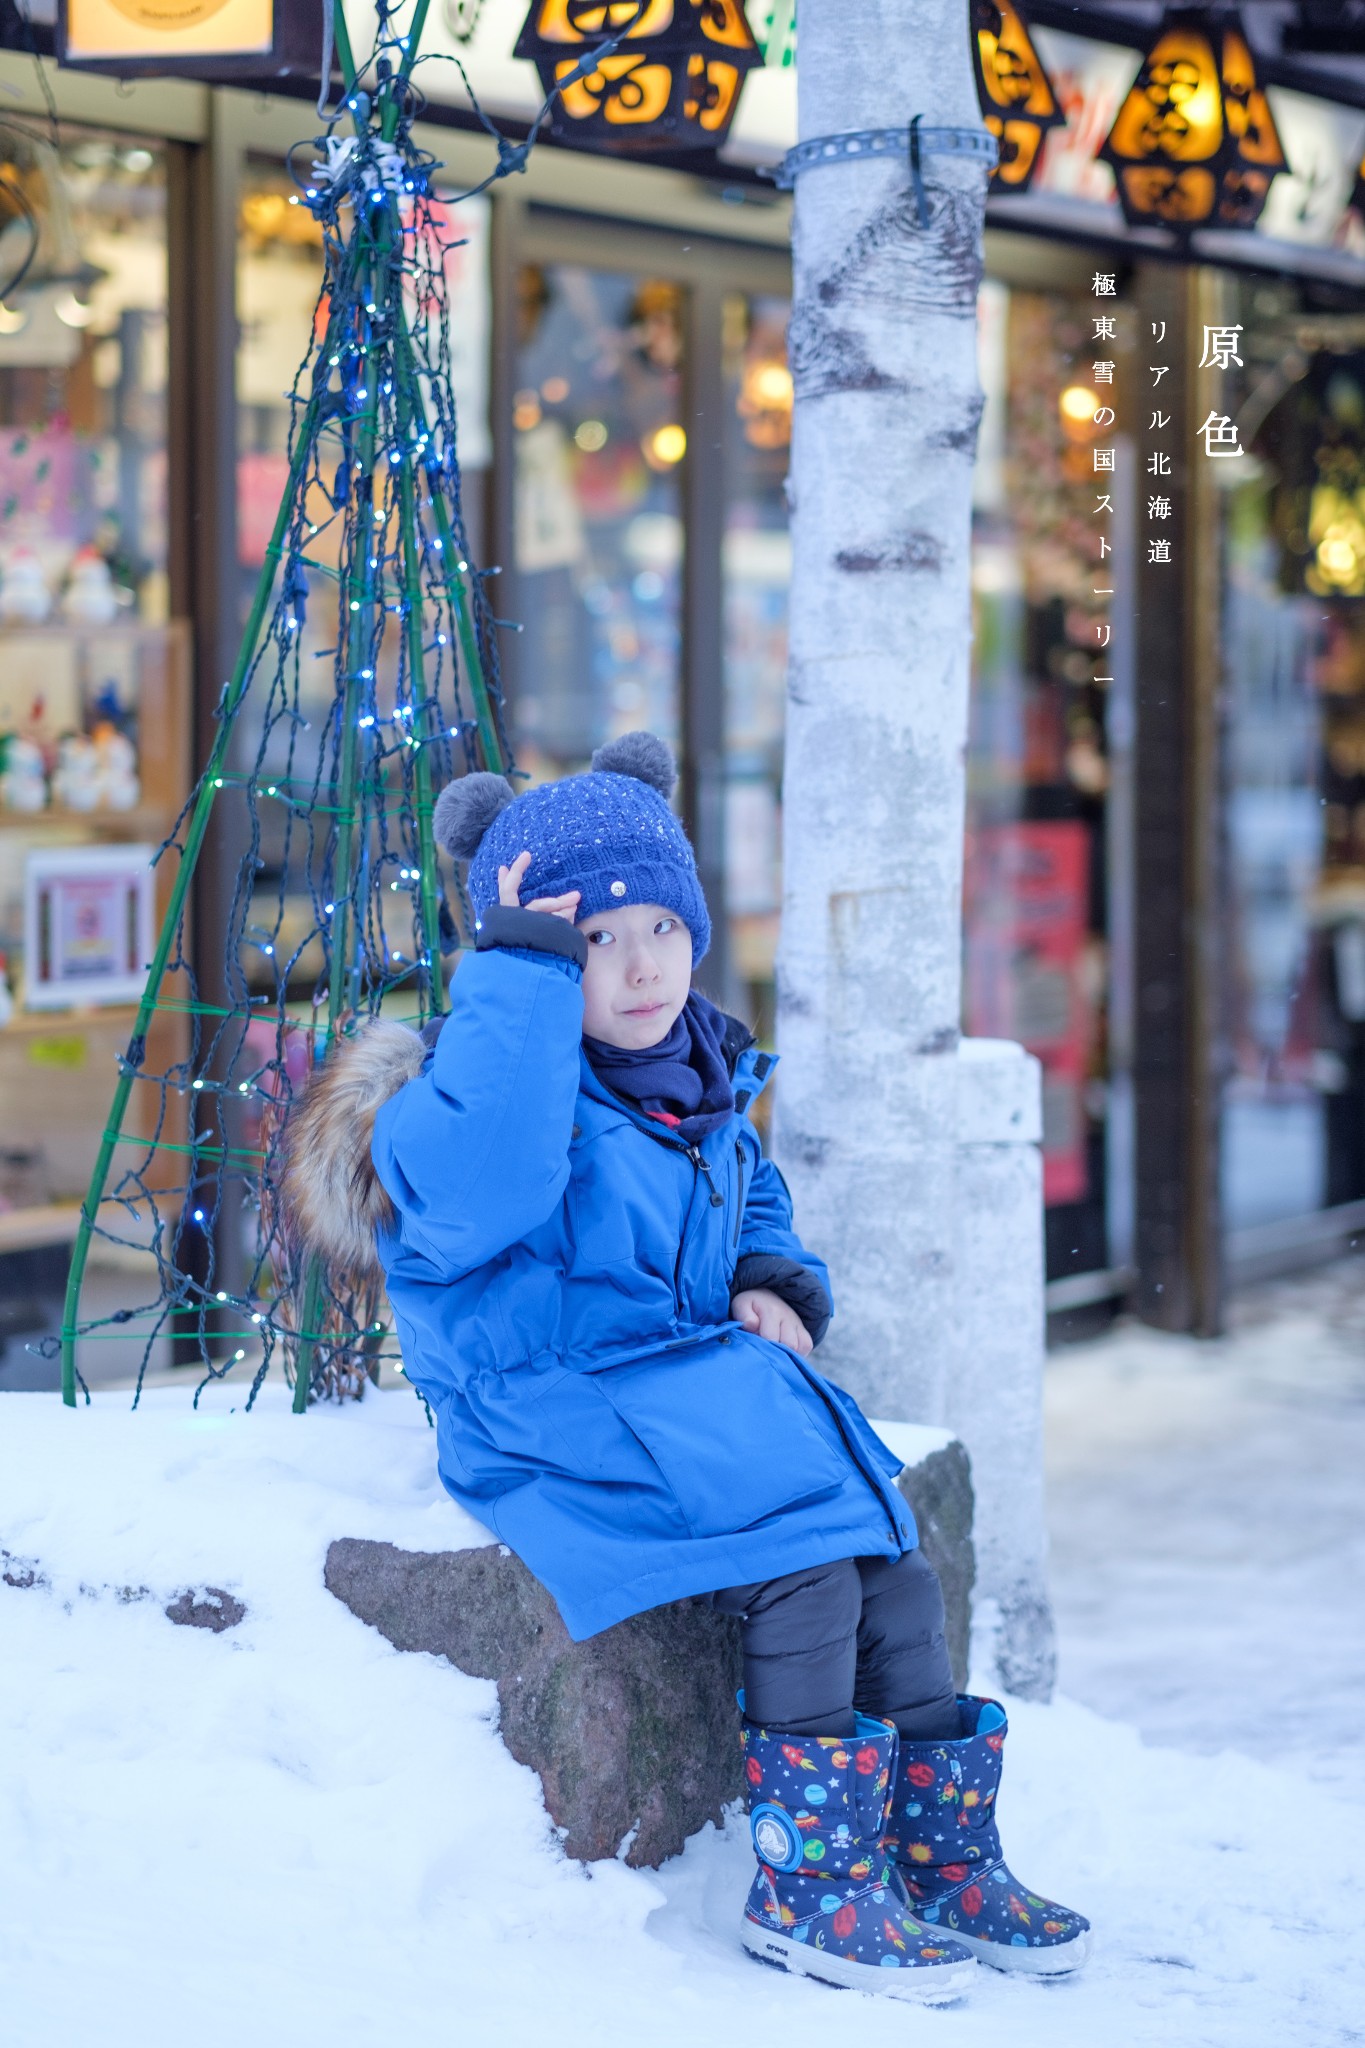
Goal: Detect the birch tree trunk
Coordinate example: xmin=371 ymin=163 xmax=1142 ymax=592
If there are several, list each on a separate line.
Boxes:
xmin=774 ymin=0 xmax=1055 ymax=1696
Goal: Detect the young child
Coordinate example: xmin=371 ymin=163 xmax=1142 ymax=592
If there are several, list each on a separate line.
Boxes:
xmin=298 ymin=731 xmax=1088 ymax=2005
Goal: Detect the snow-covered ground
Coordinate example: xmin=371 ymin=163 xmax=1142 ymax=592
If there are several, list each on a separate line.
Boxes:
xmin=3 ymin=1265 xmax=1363 ymax=2047
xmin=1047 ymin=1260 xmax=1365 ymax=1806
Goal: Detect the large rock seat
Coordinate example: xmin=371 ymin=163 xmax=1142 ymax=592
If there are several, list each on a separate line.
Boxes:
xmin=325 ymin=1421 xmax=973 ymax=1869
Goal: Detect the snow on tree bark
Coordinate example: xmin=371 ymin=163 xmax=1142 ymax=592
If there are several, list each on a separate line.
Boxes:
xmin=774 ymin=0 xmax=1055 ymax=1696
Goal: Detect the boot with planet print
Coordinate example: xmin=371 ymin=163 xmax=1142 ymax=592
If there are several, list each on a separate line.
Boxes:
xmin=738 ymin=1712 xmax=976 ymax=2003
xmin=883 ymin=1696 xmax=1091 ymax=1974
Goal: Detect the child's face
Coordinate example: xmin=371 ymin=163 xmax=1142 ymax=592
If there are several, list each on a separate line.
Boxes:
xmin=578 ymin=900 xmax=692 ymax=1049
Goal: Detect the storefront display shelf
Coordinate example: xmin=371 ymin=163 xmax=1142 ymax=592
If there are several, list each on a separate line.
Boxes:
xmin=0 ymin=621 xmax=192 ymax=822
xmin=1 ymin=622 xmax=192 ymax=1246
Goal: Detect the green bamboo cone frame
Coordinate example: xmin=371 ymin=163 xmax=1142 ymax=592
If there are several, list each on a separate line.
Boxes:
xmin=60 ymin=0 xmax=506 ymax=1410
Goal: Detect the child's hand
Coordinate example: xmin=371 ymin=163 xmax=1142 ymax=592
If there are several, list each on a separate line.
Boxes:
xmin=497 ymin=850 xmax=581 ymax=925
xmin=730 ymin=1287 xmax=814 ymax=1357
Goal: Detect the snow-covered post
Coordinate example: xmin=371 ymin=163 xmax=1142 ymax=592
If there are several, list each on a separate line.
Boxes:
xmin=774 ymin=0 xmax=1055 ymax=1695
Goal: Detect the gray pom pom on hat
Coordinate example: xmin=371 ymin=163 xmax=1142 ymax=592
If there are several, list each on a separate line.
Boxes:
xmin=432 ymin=771 xmax=515 ymax=861
xmin=590 ymin=730 xmax=676 ymax=799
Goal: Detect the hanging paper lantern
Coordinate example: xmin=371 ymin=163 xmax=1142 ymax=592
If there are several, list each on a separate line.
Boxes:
xmin=971 ymin=0 xmax=1065 ymax=193
xmin=1098 ymin=5 xmax=1287 ymax=235
xmin=513 ymin=0 xmax=763 ymax=154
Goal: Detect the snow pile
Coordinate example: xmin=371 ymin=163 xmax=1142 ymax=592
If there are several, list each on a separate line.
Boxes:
xmin=2 ymin=1384 xmax=1360 ymax=2047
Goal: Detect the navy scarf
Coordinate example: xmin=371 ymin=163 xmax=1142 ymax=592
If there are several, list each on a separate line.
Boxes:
xmin=584 ymin=993 xmax=735 ymax=1144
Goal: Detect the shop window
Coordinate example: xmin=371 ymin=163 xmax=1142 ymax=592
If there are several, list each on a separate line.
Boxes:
xmin=0 ymin=128 xmax=168 ymax=622
xmin=0 ymin=127 xmax=184 ymax=1269
xmin=1222 ymin=281 xmax=1365 ymax=1232
xmin=510 ymin=265 xmax=684 ymax=781
xmin=964 ymin=259 xmax=1135 ymax=1284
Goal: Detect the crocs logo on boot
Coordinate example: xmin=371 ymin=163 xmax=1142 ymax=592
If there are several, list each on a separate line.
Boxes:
xmin=751 ymin=1804 xmax=804 ymax=1873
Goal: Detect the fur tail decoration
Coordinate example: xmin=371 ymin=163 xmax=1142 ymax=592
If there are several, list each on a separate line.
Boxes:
xmin=280 ymin=1018 xmax=428 ymax=1291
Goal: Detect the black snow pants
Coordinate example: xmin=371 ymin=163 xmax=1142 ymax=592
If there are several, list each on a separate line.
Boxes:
xmin=710 ymin=1549 xmax=961 ymax=1741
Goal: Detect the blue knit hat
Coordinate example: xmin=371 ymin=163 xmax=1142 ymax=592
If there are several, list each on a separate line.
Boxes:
xmin=433 ymin=732 xmax=712 ymax=964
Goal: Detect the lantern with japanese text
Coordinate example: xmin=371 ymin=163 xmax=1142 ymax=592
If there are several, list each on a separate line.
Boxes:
xmin=513 ymin=0 xmax=763 ymax=153
xmin=1098 ymin=6 xmax=1287 ymax=234
xmin=971 ymin=0 xmax=1065 ymax=192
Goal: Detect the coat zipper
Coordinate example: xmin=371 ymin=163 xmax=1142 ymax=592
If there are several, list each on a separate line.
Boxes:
xmin=586 ymin=1078 xmax=752 ymax=1325
xmin=672 ymin=1144 xmax=721 ymax=1316
xmin=732 ymin=1139 xmax=745 ymax=1249
xmin=689 ymin=1143 xmax=724 ymax=1210
xmin=587 ymin=1083 xmax=899 ymax=1541
xmin=654 ymin=1141 xmax=717 ymax=1314
xmin=595 ymin=1104 xmax=707 ymax=1315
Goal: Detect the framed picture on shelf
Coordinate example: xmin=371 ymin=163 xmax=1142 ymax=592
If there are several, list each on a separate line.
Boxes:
xmin=23 ymin=845 xmax=154 ymax=1010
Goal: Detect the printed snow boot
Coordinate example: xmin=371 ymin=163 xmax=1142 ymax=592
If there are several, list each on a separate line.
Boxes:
xmin=739 ymin=1713 xmax=976 ymax=2003
xmin=884 ymin=1696 xmax=1091 ymax=1975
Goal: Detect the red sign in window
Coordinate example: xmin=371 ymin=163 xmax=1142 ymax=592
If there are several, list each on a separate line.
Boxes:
xmin=965 ymin=820 xmax=1092 ymax=1206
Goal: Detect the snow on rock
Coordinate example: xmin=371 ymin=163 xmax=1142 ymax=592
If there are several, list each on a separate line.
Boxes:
xmin=2 ymin=1382 xmax=1361 ymax=2048
xmin=867 ymin=1418 xmax=956 ymax=1466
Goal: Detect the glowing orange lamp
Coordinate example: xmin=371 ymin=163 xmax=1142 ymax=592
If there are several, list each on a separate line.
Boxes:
xmin=514 ymin=0 xmax=763 ymax=153
xmin=971 ymin=0 xmax=1066 ymax=192
xmin=1098 ymin=6 xmax=1287 ymax=234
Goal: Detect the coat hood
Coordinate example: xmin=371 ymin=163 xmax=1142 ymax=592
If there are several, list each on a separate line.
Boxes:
xmin=282 ymin=1018 xmax=428 ymax=1286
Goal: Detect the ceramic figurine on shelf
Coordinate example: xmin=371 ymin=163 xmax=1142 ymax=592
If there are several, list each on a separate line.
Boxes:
xmin=89 ymin=680 xmax=132 ymax=732
xmin=52 ymin=731 xmax=101 ymax=811
xmin=62 ymin=547 xmax=122 ymax=627
xmin=19 ymin=694 xmax=57 ymax=778
xmin=0 ymin=547 xmax=53 ymax=625
xmin=93 ymin=721 xmax=139 ymax=810
xmin=0 ymin=732 xmax=48 ymax=811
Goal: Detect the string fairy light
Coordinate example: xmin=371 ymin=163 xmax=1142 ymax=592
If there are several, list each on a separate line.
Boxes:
xmin=54 ymin=0 xmax=518 ymax=1415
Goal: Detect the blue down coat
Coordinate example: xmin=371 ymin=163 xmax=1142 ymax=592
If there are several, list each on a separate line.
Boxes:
xmin=371 ymin=937 xmax=915 ymax=1640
